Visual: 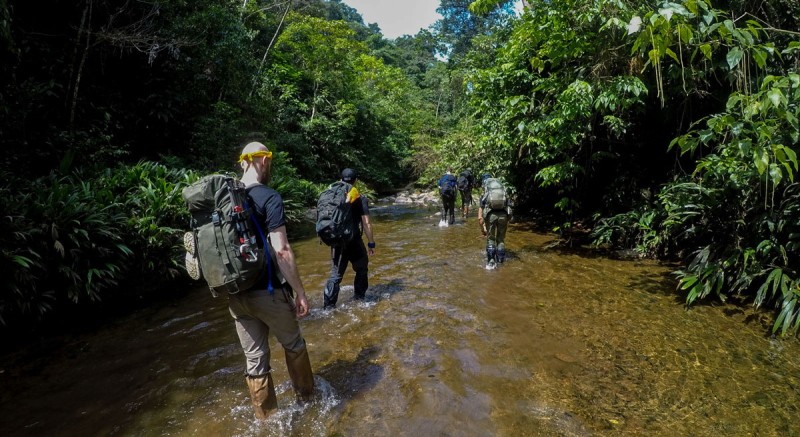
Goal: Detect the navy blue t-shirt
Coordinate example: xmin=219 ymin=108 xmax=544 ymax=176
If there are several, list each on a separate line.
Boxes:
xmin=246 ymin=184 xmax=286 ymax=287
xmin=247 ymin=184 xmax=287 ymax=232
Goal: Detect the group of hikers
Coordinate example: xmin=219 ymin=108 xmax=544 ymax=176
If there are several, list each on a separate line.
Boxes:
xmin=181 ymin=142 xmax=511 ymax=420
xmin=436 ymin=167 xmax=476 ymax=224
xmin=438 ymin=167 xmax=511 ymax=268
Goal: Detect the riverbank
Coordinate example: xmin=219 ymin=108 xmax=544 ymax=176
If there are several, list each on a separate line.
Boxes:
xmin=379 ymin=189 xmax=446 ymax=206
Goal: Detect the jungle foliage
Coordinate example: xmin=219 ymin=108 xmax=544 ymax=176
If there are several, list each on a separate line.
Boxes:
xmin=448 ymin=0 xmax=799 ymax=335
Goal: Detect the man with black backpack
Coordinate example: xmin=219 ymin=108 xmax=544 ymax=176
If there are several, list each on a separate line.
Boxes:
xmin=321 ymin=168 xmax=375 ymax=309
xmin=457 ymin=168 xmax=475 ymax=218
xmin=438 ymin=167 xmax=457 ymax=225
xmin=478 ymin=173 xmax=511 ymax=269
xmin=230 ymin=142 xmax=314 ymax=419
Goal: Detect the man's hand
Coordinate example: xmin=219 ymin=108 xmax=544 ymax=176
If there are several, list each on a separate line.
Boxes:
xmin=295 ymin=292 xmax=309 ymax=318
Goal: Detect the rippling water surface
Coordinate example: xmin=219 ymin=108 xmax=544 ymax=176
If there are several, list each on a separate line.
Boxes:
xmin=2 ymin=203 xmax=799 ymax=436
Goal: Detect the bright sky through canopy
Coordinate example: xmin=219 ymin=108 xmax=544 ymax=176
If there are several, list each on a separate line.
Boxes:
xmin=340 ymin=0 xmax=442 ymax=39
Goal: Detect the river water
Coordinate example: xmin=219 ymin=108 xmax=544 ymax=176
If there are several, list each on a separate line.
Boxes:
xmin=1 ymin=203 xmax=799 ymax=436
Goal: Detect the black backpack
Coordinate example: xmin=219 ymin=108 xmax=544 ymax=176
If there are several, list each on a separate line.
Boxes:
xmin=457 ymin=173 xmax=470 ymax=190
xmin=316 ymin=181 xmax=357 ymax=246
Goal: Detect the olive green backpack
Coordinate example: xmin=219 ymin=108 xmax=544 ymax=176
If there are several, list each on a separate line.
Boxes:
xmin=182 ymin=175 xmax=269 ymax=296
xmin=483 ymin=178 xmax=507 ymax=210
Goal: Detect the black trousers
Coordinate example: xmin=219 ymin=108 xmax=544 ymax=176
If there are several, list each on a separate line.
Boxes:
xmin=323 ymin=238 xmax=369 ymax=307
xmin=442 ymin=194 xmax=455 ymax=223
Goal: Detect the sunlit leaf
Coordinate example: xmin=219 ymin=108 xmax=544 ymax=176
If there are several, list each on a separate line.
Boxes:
xmin=767 ymin=88 xmax=784 ymax=108
xmin=627 ymin=15 xmax=642 ymax=35
xmin=659 ymin=8 xmax=674 ymax=22
xmin=754 ymin=150 xmax=769 ymax=174
xmin=769 ymin=163 xmax=783 ymax=185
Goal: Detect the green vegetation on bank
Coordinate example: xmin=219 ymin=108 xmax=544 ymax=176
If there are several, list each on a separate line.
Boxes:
xmin=2 ymin=0 xmax=799 ymax=336
xmin=455 ymin=0 xmax=800 ymax=334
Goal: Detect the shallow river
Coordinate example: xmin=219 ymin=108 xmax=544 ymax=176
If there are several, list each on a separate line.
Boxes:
xmin=2 ymin=203 xmax=799 ymax=436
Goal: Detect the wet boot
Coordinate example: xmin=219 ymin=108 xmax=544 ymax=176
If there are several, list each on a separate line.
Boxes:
xmin=285 ymin=348 xmax=315 ymax=402
xmin=497 ymin=246 xmax=506 ymax=263
xmin=245 ymin=373 xmax=278 ymax=420
xmin=323 ymin=281 xmax=339 ymax=309
xmin=486 ymin=244 xmax=497 ymax=266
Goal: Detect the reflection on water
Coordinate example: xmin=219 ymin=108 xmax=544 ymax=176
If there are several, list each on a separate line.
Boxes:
xmin=1 ymin=203 xmax=799 ymax=436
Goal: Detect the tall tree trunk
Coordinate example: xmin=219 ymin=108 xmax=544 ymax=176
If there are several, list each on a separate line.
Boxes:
xmin=249 ymin=0 xmax=292 ymax=98
xmin=69 ymin=0 xmax=93 ymax=130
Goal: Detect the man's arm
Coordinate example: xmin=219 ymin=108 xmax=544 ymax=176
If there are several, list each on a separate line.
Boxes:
xmin=268 ymin=225 xmax=309 ymax=317
xmin=361 ymin=214 xmax=375 ymax=256
xmin=477 ymin=201 xmax=487 ymax=236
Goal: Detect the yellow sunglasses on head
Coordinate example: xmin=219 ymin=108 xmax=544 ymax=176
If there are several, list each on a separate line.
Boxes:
xmin=238 ymin=150 xmax=273 ymax=163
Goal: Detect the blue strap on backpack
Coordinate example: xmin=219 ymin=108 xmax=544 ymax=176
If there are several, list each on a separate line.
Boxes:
xmin=246 ymin=205 xmax=274 ymax=295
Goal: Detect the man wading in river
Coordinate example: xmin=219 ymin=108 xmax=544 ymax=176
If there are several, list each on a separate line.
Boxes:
xmin=233 ymin=142 xmax=314 ymax=419
xmin=478 ymin=174 xmax=511 ymax=268
xmin=321 ymin=168 xmax=376 ymax=308
xmin=438 ymin=167 xmax=457 ymax=225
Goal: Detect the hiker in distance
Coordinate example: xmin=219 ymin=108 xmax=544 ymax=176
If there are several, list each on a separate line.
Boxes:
xmin=478 ymin=173 xmax=511 ymax=269
xmin=232 ymin=142 xmax=314 ymax=418
xmin=321 ymin=168 xmax=376 ymax=309
xmin=438 ymin=167 xmax=457 ymax=226
xmin=457 ymin=167 xmax=475 ymax=218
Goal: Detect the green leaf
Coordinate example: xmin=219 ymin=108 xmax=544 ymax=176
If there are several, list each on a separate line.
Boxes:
xmin=769 ymin=163 xmax=783 ymax=185
xmin=699 ymin=44 xmax=712 ymax=60
xmin=726 ymin=47 xmax=743 ymax=70
xmin=678 ymin=24 xmax=692 ymax=43
xmin=698 ymin=130 xmax=714 ymax=144
xmin=725 ymin=93 xmax=742 ymax=111
xmin=11 ymin=255 xmax=35 ymax=268
xmin=767 ymin=88 xmax=785 ymax=108
xmin=666 ymin=48 xmax=679 ymax=63
xmin=752 ymin=48 xmax=768 ymax=69
xmin=754 ymin=150 xmax=769 ymax=174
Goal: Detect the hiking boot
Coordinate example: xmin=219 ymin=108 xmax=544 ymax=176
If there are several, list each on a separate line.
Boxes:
xmin=285 ymin=347 xmax=315 ymax=402
xmin=183 ymin=232 xmax=201 ymax=280
xmin=486 ymin=245 xmax=496 ymax=264
xmin=245 ymin=373 xmax=278 ymax=420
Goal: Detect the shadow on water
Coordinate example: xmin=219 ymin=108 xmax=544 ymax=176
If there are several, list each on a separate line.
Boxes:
xmin=316 ymin=345 xmax=384 ymax=403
